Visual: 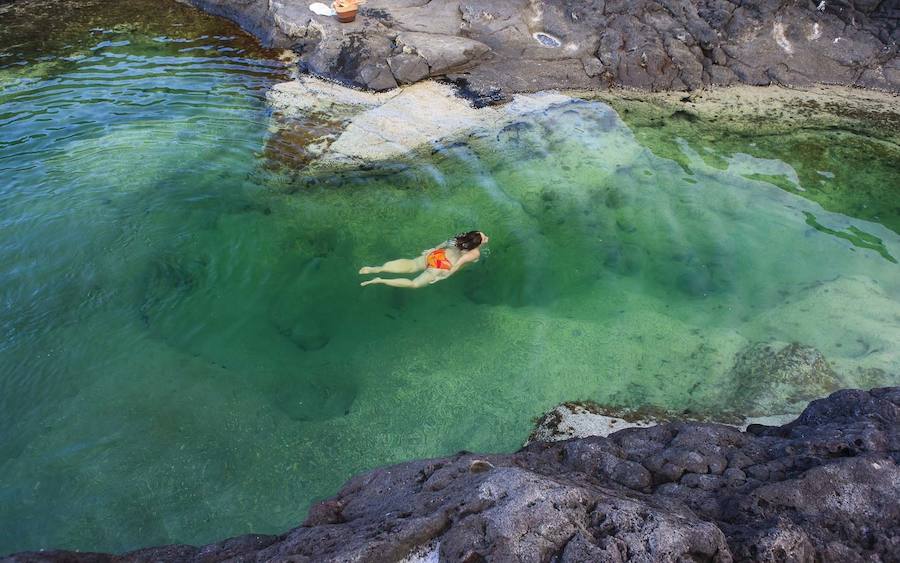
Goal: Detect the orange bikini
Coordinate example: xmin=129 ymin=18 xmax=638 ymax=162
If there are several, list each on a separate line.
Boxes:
xmin=426 ymin=248 xmax=452 ymax=270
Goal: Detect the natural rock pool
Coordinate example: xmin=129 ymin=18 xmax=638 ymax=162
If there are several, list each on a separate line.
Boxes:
xmin=1 ymin=0 xmax=898 ymax=555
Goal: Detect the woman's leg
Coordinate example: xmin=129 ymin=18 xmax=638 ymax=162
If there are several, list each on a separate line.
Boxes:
xmin=359 ymin=256 xmax=425 ymax=275
xmin=361 ymin=271 xmax=436 ymax=288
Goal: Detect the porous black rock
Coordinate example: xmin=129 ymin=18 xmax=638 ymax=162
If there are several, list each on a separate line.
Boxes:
xmin=6 ymin=387 xmax=899 ymax=562
xmin=179 ymin=0 xmax=899 ymax=98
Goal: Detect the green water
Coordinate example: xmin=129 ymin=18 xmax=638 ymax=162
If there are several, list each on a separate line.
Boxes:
xmin=2 ymin=0 xmax=899 ymax=555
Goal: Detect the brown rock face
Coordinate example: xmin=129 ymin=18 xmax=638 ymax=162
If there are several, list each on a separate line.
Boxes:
xmin=6 ymin=387 xmax=899 ymax=562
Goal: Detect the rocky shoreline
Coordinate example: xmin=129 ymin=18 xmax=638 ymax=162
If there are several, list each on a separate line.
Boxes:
xmin=180 ymin=0 xmax=899 ymax=103
xmin=192 ymin=0 xmax=899 ymax=185
xmin=6 ymin=386 xmax=899 ymax=561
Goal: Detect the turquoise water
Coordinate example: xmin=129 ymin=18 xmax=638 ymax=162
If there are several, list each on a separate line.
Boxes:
xmin=2 ymin=0 xmax=899 ymax=555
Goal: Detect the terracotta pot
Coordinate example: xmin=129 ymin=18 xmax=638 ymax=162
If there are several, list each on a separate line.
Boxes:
xmin=333 ymin=1 xmax=357 ymax=23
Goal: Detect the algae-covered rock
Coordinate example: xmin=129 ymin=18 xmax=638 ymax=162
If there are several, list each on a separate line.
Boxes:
xmin=728 ymin=341 xmax=841 ymax=415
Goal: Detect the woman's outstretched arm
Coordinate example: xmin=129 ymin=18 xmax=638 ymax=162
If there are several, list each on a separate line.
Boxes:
xmin=447 ymin=248 xmax=480 ymax=276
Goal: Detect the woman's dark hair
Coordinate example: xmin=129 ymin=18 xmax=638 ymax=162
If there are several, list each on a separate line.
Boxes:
xmin=453 ymin=231 xmax=483 ymax=251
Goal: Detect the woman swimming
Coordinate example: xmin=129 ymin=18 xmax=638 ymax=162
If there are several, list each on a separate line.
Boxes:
xmin=359 ymin=231 xmax=489 ymax=288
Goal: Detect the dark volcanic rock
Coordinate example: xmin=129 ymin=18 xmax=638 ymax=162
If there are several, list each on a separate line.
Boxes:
xmin=180 ymin=0 xmax=899 ymax=98
xmin=6 ymin=387 xmax=899 ymax=562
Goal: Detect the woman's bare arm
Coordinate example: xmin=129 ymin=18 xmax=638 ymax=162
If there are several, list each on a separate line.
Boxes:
xmin=448 ymin=249 xmax=480 ymax=276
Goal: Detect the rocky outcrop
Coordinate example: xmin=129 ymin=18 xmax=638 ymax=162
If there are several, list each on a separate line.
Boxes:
xmin=7 ymin=387 xmax=899 ymax=562
xmin=266 ymin=75 xmax=576 ymax=164
xmin=181 ymin=0 xmax=900 ymax=100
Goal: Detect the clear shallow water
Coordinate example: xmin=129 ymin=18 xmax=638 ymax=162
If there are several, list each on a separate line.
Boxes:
xmin=2 ymin=0 xmax=899 ymax=555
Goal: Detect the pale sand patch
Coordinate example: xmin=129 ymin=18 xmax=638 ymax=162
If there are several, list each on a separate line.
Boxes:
xmin=527 ymin=402 xmax=799 ymax=444
xmin=325 ymin=81 xmax=496 ymax=162
xmin=527 ymin=403 xmax=658 ymax=444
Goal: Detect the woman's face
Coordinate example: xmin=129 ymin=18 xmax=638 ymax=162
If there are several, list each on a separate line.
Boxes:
xmin=479 ymin=232 xmax=489 ymax=245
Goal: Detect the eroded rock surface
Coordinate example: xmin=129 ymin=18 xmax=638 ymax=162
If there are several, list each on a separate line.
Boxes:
xmin=7 ymin=387 xmax=899 ymax=562
xmin=182 ymin=0 xmax=899 ymax=100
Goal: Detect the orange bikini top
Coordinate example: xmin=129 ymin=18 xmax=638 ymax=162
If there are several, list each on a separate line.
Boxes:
xmin=426 ymin=248 xmax=452 ymax=270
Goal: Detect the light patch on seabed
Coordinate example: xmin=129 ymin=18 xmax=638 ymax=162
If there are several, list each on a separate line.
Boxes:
xmin=269 ymin=76 xmax=577 ymax=164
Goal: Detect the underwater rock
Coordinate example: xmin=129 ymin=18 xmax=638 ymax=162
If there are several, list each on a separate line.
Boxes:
xmin=279 ymin=79 xmax=573 ymax=165
xmin=138 ymin=252 xmax=208 ymax=326
xmin=676 ymin=269 xmax=717 ymax=297
xmin=727 ymin=341 xmax=842 ymax=415
xmin=273 ymin=319 xmax=331 ymax=352
xmin=182 ymin=0 xmax=899 ymax=98
xmin=601 ymin=242 xmax=643 ymax=276
xmin=9 ymin=388 xmax=898 ymax=562
xmin=267 ymin=76 xmax=392 ymax=115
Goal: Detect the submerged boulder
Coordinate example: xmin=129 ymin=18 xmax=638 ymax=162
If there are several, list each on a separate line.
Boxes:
xmin=727 ymin=341 xmax=842 ymax=415
xmin=7 ymin=387 xmax=898 ymax=561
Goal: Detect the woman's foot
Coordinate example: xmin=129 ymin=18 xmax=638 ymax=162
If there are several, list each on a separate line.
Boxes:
xmin=359 ymin=266 xmax=380 ymax=274
xmin=361 ymin=277 xmax=382 ymax=287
